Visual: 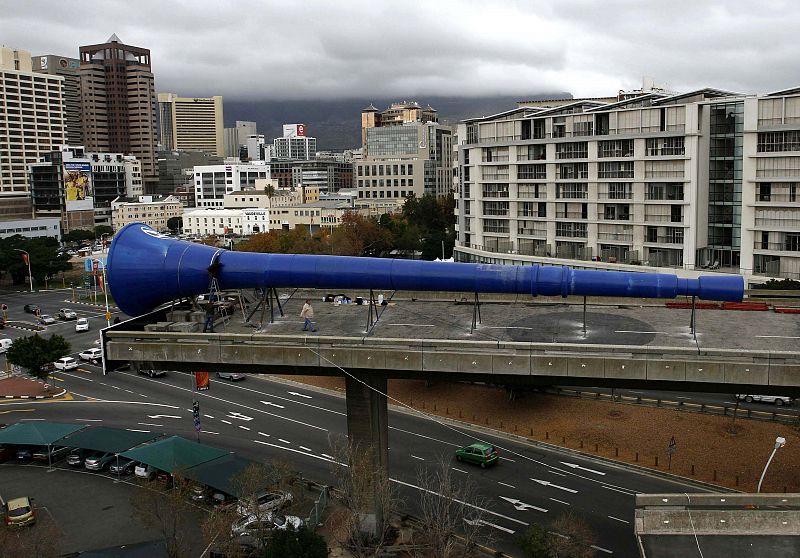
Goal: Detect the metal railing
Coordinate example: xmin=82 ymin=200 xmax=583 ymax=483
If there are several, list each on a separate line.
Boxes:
xmin=305 ymin=484 xmax=330 ymax=528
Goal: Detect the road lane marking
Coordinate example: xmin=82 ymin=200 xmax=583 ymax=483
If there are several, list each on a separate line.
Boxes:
xmin=608 ymin=516 xmax=629 ymax=524
xmin=75 ymin=418 xmax=102 ymax=422
xmin=0 ymin=409 xmax=35 ymax=414
xmin=203 ymin=378 xmax=344 ymax=415
xmin=560 ymin=461 xmax=606 ymax=475
xmin=614 ymin=330 xmax=665 ymax=334
xmin=466 ymin=518 xmax=515 ymax=534
xmin=385 ymin=323 xmax=435 ymax=327
xmin=410 ymin=455 xmax=425 ymax=461
xmin=299 ymin=446 xmax=312 ymax=452
xmin=603 ymin=486 xmax=635 ymax=496
xmin=531 ymin=478 xmax=578 ymax=493
xmin=278 ymin=439 xmax=291 ymax=444
xmin=497 ymin=481 xmax=516 ymax=489
xmin=548 ymin=470 xmax=568 ymax=477
xmin=261 ymin=401 xmax=285 ymax=409
xmin=138 ymin=422 xmax=163 ymax=427
xmin=756 ymin=335 xmax=800 ymax=339
xmin=591 ymin=544 xmax=614 ymax=554
xmin=531 ymin=459 xmax=637 ymax=495
xmin=451 ymin=468 xmax=469 ymax=474
xmin=220 ymin=419 xmax=232 ymax=425
xmin=498 ymin=496 xmax=548 ymax=513
xmin=126 ymin=428 xmax=150 ymax=433
xmin=549 ymin=498 xmax=571 ymax=506
xmin=675 ymin=396 xmax=691 ymax=400
xmin=390 ymin=480 xmax=529 ymax=526
xmin=321 ymin=453 xmax=335 ymax=460
xmin=121 ymin=372 xmax=329 ymax=432
xmin=20 ymin=418 xmax=45 ymax=421
xmin=147 ymin=414 xmax=181 ymax=419
xmin=257 ymin=432 xmax=270 ymax=437
xmin=204 ymin=414 xmax=214 ymax=419
xmin=287 ymin=391 xmax=312 ymax=399
xmin=203 ymin=431 xmax=220 ymax=435
xmin=227 ymin=411 xmax=254 ymax=421
xmin=238 ymin=426 xmax=251 ymax=431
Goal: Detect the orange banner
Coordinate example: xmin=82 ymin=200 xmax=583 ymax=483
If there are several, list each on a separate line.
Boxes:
xmin=195 ymin=371 xmax=210 ymax=391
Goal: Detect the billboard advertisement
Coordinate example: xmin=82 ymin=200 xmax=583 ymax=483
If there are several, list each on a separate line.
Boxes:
xmin=64 ymin=162 xmax=93 ymax=212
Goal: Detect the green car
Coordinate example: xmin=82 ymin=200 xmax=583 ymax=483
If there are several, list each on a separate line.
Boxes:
xmin=455 ymin=442 xmax=498 ymax=468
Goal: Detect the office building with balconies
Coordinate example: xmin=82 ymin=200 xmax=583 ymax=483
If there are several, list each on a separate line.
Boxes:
xmin=192 ymin=163 xmax=270 ymax=208
xmin=455 ymin=86 xmax=800 ymax=283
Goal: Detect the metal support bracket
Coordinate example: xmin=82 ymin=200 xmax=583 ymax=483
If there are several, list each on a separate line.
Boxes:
xmin=471 ymin=292 xmax=482 ymax=334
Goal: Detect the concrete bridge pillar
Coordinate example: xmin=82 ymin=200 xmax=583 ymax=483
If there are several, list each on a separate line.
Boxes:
xmin=345 ymin=372 xmax=389 ymax=533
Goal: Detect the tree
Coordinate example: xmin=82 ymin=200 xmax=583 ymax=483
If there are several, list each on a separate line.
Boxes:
xmin=94 ymin=225 xmax=113 ymax=238
xmin=0 ymin=235 xmax=72 ymax=286
xmin=63 ymin=229 xmax=95 ymax=244
xmin=328 ymin=434 xmax=398 ymax=557
xmin=167 ymin=216 xmax=183 ymax=233
xmin=548 ymin=512 xmax=597 ymax=558
xmin=518 ymin=524 xmax=551 ymax=558
xmin=131 ymin=470 xmax=193 ymax=558
xmin=6 ymin=334 xmax=70 ymax=381
xmin=412 ymin=456 xmax=495 ymax=558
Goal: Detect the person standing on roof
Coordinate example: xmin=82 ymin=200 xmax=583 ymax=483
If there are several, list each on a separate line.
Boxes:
xmin=300 ymin=300 xmax=316 ymax=332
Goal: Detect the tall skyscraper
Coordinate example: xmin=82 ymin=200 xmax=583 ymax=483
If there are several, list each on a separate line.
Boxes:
xmin=0 ymin=46 xmax=65 ymax=218
xmin=224 ymin=120 xmax=258 ymax=158
xmin=78 ymin=34 xmax=158 ymax=192
xmin=32 ymin=54 xmax=82 ymax=145
xmin=157 ymin=93 xmax=224 ymax=156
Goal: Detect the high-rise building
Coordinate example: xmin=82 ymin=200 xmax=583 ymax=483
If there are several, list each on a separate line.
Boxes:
xmin=273 ymin=124 xmax=316 ymax=160
xmin=0 ymin=46 xmax=65 ymax=214
xmin=355 ymin=102 xmax=452 ymax=207
xmin=31 ymin=54 xmax=82 ymax=145
xmin=360 ymin=101 xmax=438 ymax=149
xmin=454 ymin=85 xmax=800 ymax=283
xmin=157 ymin=93 xmax=224 ymax=156
xmin=78 ymin=35 xmax=158 ymax=192
xmin=224 ymin=121 xmax=257 ymax=158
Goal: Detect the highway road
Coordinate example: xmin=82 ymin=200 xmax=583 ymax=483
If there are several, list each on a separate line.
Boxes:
xmin=1 ymin=288 xmax=791 ymax=556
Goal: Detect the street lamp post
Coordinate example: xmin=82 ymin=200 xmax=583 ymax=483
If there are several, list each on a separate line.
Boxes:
xmin=13 ymin=249 xmax=33 ymax=292
xmin=93 ymin=258 xmax=111 ymax=327
xmin=757 ymin=436 xmax=786 ymax=493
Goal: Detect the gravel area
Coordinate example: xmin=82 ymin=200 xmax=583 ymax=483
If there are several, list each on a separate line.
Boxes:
xmin=284 ymin=375 xmax=800 ymax=493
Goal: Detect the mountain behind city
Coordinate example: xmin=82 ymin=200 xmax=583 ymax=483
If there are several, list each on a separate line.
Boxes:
xmin=223 ymin=93 xmax=572 ymax=151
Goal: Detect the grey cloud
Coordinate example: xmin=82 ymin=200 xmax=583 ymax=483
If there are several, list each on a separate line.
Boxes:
xmin=2 ymin=0 xmax=799 ymax=100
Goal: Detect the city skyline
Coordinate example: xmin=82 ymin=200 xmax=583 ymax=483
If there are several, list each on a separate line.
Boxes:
xmin=3 ymin=0 xmax=800 ymax=101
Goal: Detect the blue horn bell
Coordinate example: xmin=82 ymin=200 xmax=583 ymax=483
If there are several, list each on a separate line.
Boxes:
xmin=106 ymin=223 xmax=745 ymax=317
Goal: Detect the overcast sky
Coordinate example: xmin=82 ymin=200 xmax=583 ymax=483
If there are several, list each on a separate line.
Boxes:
xmin=3 ymin=0 xmax=799 ymax=101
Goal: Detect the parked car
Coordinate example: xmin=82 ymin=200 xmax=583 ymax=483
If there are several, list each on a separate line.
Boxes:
xmin=231 ymin=512 xmax=303 ymax=537
xmin=4 ymin=496 xmax=35 ymax=527
xmin=135 ymin=463 xmax=157 ymax=480
xmin=57 ymin=308 xmax=77 ymax=320
xmin=37 ymin=314 xmax=56 ymax=325
xmin=0 ymin=444 xmax=17 ymax=461
xmin=236 ymin=490 xmax=293 ymax=517
xmin=455 ymin=442 xmax=498 ymax=468
xmin=156 ymin=471 xmax=173 ymax=488
xmin=217 ymin=371 xmax=246 ymax=381
xmin=139 ymin=368 xmax=166 ymax=378
xmin=109 ymin=458 xmax=138 ymax=475
xmin=190 ymin=484 xmax=211 ymax=502
xmin=32 ymin=446 xmax=71 ymax=463
xmin=736 ymin=394 xmax=793 ymax=406
xmin=85 ymin=452 xmax=115 ymax=471
xmin=67 ymin=449 xmax=90 ymax=467
xmin=23 ymin=304 xmax=40 ymax=314
xmin=16 ymin=447 xmax=34 ymax=461
xmin=79 ymin=348 xmax=102 ymax=361
xmin=54 ymin=357 xmax=79 ymax=370
xmin=75 ymin=318 xmax=90 ymax=332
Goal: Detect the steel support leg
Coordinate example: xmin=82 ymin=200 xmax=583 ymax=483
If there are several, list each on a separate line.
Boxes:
xmin=471 ymin=292 xmax=482 ymax=334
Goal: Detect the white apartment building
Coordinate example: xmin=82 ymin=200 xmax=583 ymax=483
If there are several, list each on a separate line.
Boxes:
xmin=193 ymin=163 xmax=270 ymax=208
xmin=111 ymin=194 xmax=182 ymax=232
xmin=455 ymin=87 xmax=800 ymax=282
xmin=183 ymin=207 xmax=269 ymax=236
xmin=0 ymin=47 xmax=65 ymax=200
xmin=273 ymin=124 xmax=316 ymax=160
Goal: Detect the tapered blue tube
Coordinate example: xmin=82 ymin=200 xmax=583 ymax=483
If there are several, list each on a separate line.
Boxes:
xmin=107 ymin=223 xmax=744 ymax=317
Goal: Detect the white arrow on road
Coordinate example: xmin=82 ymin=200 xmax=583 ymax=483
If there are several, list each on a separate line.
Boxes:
xmin=146 ymin=414 xmax=182 ymax=419
xmin=227 ymin=411 xmax=254 ymax=421
xmin=530 ymin=478 xmax=578 ymax=493
xmin=560 ymin=461 xmax=606 ymax=476
xmin=498 ymin=496 xmax=548 ymax=513
xmin=260 ymin=401 xmax=285 ymax=409
xmin=287 ymin=391 xmax=312 ymax=399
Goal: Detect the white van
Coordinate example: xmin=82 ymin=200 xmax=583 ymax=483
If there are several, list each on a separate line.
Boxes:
xmin=75 ymin=318 xmax=89 ymax=332
xmin=0 ymin=339 xmax=12 ymax=353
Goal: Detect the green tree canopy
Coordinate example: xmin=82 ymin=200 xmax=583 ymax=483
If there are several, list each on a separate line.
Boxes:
xmin=6 ymin=334 xmax=71 ymax=381
xmin=63 ymin=229 xmax=95 ymax=243
xmin=167 ymin=216 xmax=183 ymax=232
xmin=94 ymin=225 xmax=113 ymax=238
xmin=0 ymin=235 xmax=72 ymax=286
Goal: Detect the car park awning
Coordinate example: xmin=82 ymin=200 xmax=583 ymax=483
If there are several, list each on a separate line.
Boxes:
xmin=60 ymin=426 xmax=161 ymax=454
xmin=0 ymin=421 xmax=86 ymax=446
xmin=119 ymin=435 xmax=230 ymax=472
xmin=183 ymin=453 xmax=263 ymax=497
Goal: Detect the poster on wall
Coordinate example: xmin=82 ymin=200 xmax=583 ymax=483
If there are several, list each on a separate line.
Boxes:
xmin=64 ymin=162 xmax=93 ymax=211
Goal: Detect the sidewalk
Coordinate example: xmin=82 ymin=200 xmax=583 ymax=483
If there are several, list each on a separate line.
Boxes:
xmin=0 ymin=374 xmax=67 ymax=399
